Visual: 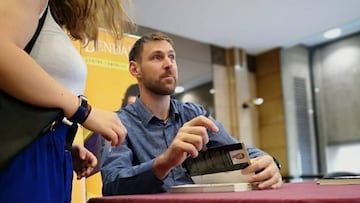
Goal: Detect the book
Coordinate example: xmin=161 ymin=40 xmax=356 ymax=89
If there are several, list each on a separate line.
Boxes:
xmin=170 ymin=182 xmax=257 ymax=193
xmin=318 ymin=176 xmax=360 ymax=185
xmin=170 ymin=143 xmax=256 ymax=193
xmin=182 ymin=143 xmax=252 ymax=178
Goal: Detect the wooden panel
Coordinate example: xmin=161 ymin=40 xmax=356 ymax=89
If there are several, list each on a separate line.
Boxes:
xmin=259 ymin=122 xmax=286 ymax=148
xmin=257 ymin=73 xmax=283 ymax=100
xmin=258 ymin=99 xmax=284 ymax=125
xmin=255 ymin=49 xmax=281 ymax=77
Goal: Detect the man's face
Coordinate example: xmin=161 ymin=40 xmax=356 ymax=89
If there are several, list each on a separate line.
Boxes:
xmin=137 ymin=40 xmax=178 ymax=95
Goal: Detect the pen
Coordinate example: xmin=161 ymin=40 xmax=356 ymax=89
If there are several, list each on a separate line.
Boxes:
xmin=106 ymin=141 xmax=114 ymax=152
xmin=202 ymin=110 xmax=212 ymax=152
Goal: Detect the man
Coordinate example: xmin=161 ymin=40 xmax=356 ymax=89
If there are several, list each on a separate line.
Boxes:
xmin=100 ymin=32 xmax=282 ymax=195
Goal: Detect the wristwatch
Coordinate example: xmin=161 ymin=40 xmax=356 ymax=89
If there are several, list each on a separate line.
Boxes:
xmin=69 ymin=95 xmax=92 ymax=124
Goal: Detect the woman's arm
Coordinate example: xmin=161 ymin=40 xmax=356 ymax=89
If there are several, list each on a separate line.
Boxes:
xmin=0 ymin=0 xmax=79 ymax=118
xmin=0 ymin=0 xmax=127 ymax=146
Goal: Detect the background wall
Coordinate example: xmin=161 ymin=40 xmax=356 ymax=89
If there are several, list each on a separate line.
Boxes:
xmin=280 ymin=32 xmax=360 ymax=178
xmin=312 ymin=34 xmax=360 ymax=144
xmin=281 ymin=46 xmax=318 ymax=178
xmin=312 ymin=33 xmax=360 ymax=174
xmin=173 ymin=82 xmax=214 ymax=115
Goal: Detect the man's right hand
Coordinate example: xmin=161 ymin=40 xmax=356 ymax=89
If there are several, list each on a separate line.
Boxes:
xmin=152 ymin=115 xmax=219 ymax=179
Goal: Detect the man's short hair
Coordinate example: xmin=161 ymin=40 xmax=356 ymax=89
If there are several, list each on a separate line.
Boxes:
xmin=128 ymin=32 xmax=174 ymax=62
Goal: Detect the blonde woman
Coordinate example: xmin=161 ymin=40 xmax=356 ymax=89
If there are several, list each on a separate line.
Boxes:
xmin=0 ymin=0 xmax=134 ymax=202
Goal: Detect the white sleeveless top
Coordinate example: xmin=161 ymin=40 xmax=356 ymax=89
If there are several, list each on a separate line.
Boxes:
xmin=29 ymin=5 xmax=87 ymax=95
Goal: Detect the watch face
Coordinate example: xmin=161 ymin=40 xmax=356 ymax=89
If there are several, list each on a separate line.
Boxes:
xmin=79 ymin=95 xmax=88 ymax=101
xmin=79 ymin=95 xmax=88 ymax=107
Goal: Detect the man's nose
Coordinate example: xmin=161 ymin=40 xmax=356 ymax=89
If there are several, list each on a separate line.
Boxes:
xmin=163 ymin=57 xmax=173 ymax=68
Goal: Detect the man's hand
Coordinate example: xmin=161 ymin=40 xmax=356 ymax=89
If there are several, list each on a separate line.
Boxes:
xmin=71 ymin=144 xmax=98 ymax=180
xmin=153 ymin=115 xmax=219 ymax=179
xmin=241 ymin=155 xmax=283 ymax=189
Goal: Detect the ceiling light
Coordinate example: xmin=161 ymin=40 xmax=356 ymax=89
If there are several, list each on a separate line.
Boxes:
xmin=323 ymin=28 xmax=342 ymax=39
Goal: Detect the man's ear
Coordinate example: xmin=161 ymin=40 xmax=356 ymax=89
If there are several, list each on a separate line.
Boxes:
xmin=129 ymin=61 xmax=140 ymax=78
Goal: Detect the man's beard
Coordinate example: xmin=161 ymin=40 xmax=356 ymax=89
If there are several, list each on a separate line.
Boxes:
xmin=144 ymin=76 xmax=176 ymax=95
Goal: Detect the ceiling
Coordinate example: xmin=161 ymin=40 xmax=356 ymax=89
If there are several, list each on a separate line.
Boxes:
xmin=128 ymin=0 xmax=360 ymax=89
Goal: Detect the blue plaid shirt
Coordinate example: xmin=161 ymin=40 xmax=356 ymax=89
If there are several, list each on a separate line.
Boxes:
xmin=100 ymin=98 xmax=266 ymax=195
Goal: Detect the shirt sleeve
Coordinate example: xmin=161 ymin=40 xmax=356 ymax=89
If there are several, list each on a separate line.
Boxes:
xmin=100 ymin=139 xmax=165 ymax=195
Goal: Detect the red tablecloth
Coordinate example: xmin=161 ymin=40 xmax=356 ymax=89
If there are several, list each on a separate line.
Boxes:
xmin=87 ymin=181 xmax=360 ymax=203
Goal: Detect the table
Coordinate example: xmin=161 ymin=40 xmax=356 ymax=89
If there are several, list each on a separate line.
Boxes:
xmin=87 ymin=181 xmax=360 ymax=203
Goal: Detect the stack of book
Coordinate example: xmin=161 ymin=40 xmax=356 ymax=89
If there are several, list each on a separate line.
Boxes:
xmin=317 ymin=173 xmax=360 ymax=185
xmin=170 ymin=182 xmax=257 ymax=193
xmin=170 ymin=143 xmax=257 ymax=193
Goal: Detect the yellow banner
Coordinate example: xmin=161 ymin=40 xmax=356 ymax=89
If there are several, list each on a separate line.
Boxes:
xmin=80 ymin=32 xmax=138 ymax=112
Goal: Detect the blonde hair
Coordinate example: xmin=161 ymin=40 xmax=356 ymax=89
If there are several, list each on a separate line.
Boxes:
xmin=50 ymin=0 xmax=136 ymax=45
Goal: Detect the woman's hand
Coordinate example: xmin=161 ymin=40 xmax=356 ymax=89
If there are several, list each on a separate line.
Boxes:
xmin=82 ymin=108 xmax=127 ymax=146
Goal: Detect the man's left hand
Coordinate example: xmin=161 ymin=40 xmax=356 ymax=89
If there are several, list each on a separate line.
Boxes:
xmin=241 ymin=155 xmax=283 ymax=189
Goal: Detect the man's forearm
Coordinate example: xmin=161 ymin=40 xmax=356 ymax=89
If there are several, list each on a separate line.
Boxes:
xmin=102 ymin=170 xmax=165 ymax=195
xmin=153 ymin=154 xmax=174 ymax=179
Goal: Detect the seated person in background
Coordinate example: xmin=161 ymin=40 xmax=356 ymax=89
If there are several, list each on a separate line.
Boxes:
xmin=120 ymin=83 xmax=139 ymax=108
xmin=100 ymin=32 xmax=282 ymax=195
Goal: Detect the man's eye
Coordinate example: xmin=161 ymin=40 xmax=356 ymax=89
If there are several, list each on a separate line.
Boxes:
xmin=153 ymin=55 xmax=162 ymax=60
xmin=169 ymin=54 xmax=176 ymax=60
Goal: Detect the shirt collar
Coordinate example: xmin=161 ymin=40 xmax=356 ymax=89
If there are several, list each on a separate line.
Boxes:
xmin=132 ymin=98 xmax=180 ymax=125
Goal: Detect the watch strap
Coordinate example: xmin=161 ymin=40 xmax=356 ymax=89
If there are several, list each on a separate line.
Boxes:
xmin=69 ymin=95 xmax=91 ymax=124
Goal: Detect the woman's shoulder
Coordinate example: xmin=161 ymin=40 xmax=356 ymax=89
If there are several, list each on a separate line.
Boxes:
xmin=0 ymin=0 xmax=46 ymax=48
